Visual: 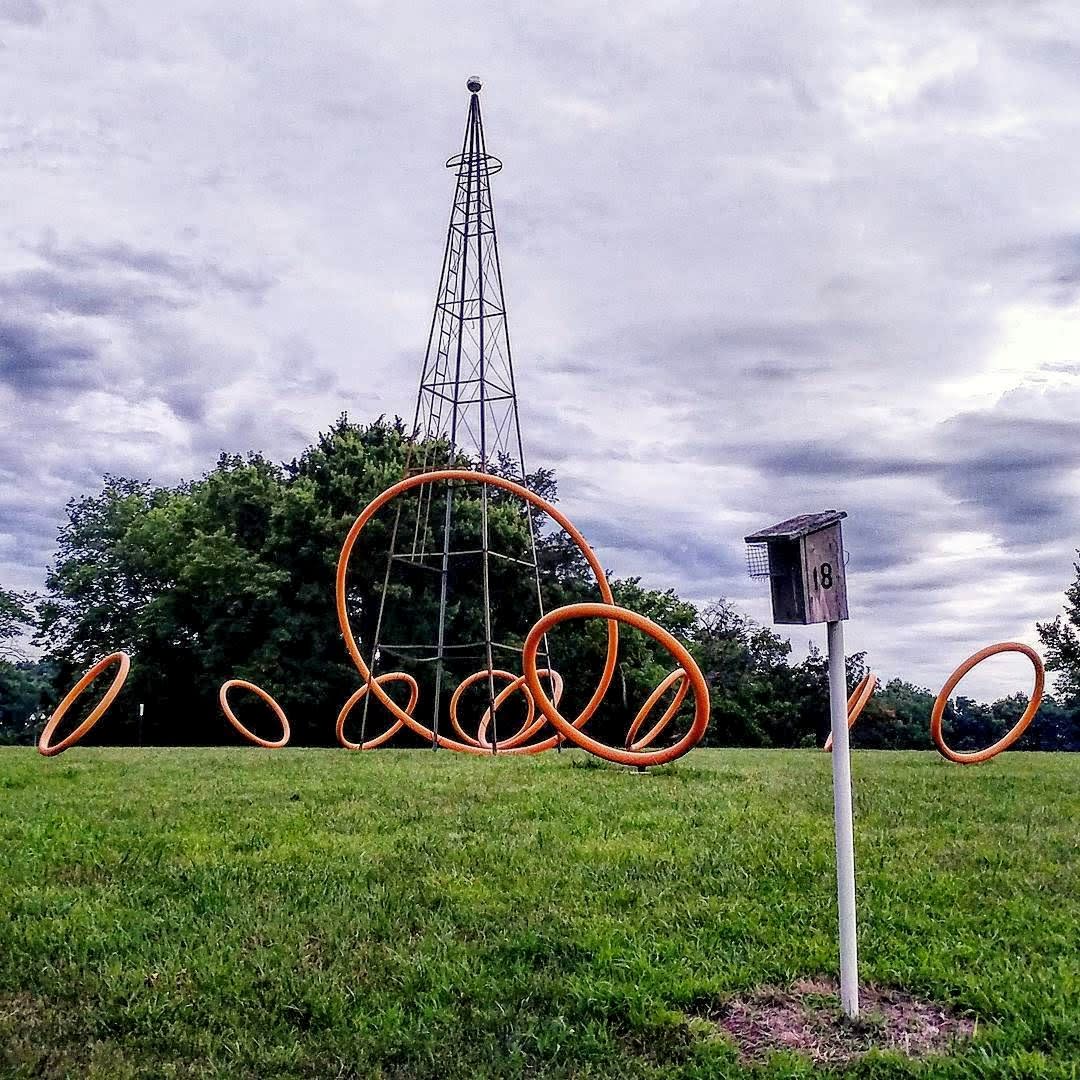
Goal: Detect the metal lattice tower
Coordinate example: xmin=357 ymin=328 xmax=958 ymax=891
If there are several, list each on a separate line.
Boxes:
xmin=361 ymin=76 xmax=551 ymax=750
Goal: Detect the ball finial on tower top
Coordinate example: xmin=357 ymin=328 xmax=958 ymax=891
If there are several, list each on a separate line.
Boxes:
xmin=467 ymin=75 xmax=482 ymax=93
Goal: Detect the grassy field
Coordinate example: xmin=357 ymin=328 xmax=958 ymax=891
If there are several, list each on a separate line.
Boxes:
xmin=0 ymin=748 xmax=1076 ymax=1079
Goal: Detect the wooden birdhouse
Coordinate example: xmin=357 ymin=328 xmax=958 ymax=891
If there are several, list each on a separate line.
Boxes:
xmin=744 ymin=511 xmax=848 ymax=625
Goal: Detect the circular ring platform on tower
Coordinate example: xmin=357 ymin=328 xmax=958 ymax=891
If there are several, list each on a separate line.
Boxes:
xmin=445 ymin=152 xmax=502 ymax=177
xmin=467 ymin=75 xmax=482 ymax=92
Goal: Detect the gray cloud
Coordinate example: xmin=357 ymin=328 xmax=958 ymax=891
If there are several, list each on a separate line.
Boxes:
xmin=938 ymin=411 xmax=1080 ymax=541
xmin=737 ymin=443 xmax=940 ymax=482
xmin=31 ymin=240 xmax=276 ymax=303
xmin=0 ymin=319 xmax=99 ymax=394
xmin=0 ymin=269 xmax=188 ymax=317
xmin=0 ymin=0 xmax=45 ymax=27
xmin=577 ymin=514 xmax=746 ymax=593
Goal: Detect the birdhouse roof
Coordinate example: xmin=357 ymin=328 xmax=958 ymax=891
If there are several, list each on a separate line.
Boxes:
xmin=744 ymin=510 xmax=847 ymax=543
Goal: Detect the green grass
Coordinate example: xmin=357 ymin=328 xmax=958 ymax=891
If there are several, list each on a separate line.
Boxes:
xmin=0 ymin=748 xmax=1077 ymax=1079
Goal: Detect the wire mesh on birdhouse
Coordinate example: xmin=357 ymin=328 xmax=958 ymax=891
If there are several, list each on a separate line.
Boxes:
xmin=745 ymin=542 xmax=773 ymax=579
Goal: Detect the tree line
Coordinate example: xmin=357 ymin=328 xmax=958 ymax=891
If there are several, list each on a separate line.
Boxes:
xmin=2 ymin=415 xmax=1079 ymax=751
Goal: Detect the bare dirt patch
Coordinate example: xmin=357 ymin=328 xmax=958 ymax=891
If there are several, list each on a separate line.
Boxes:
xmin=708 ymin=978 xmax=976 ymax=1066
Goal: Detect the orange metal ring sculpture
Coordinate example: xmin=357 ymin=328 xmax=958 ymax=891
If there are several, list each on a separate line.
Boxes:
xmin=335 ymin=469 xmax=620 ymax=755
xmin=522 ymin=602 xmax=710 ymax=768
xmin=337 ymin=672 xmax=420 ymax=750
xmin=219 ymin=679 xmax=291 ymax=748
xmin=824 ymin=673 xmax=879 ymax=752
xmin=37 ymin=651 xmax=131 ymax=757
xmin=930 ymin=642 xmax=1044 ymax=764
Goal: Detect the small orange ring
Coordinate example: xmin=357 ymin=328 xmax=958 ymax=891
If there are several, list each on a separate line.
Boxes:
xmin=219 ymin=680 xmax=290 ymax=748
xmin=625 ymin=669 xmax=689 ymax=751
xmin=337 ymin=673 xmax=420 ymax=750
xmin=930 ymin=643 xmax=1044 ymax=764
xmin=449 ymin=669 xmax=523 ymax=748
xmin=37 ymin=652 xmax=131 ymax=757
xmin=523 ymin=603 xmax=709 ymax=768
xmin=824 ymin=673 xmax=879 ymax=752
xmin=475 ymin=669 xmax=564 ymax=749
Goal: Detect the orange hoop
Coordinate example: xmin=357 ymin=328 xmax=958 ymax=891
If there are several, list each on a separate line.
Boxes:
xmin=824 ymin=673 xmax=879 ymax=752
xmin=522 ymin=603 xmax=710 ymax=768
xmin=219 ymin=680 xmax=290 ymax=748
xmin=930 ymin=642 xmax=1044 ymax=764
xmin=337 ymin=672 xmax=420 ymax=750
xmin=335 ymin=469 xmax=619 ymax=755
xmin=37 ymin=651 xmax=131 ymax=757
xmin=474 ymin=669 xmax=564 ymax=749
xmin=625 ymin=668 xmax=689 ymax=751
xmin=449 ymin=669 xmax=525 ymax=748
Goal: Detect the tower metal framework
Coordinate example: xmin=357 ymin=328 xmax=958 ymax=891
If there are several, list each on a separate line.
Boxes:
xmin=359 ymin=77 xmax=552 ymax=750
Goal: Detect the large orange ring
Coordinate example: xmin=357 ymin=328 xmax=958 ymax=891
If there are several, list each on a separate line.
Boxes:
xmin=335 ymin=469 xmax=618 ymax=755
xmin=930 ymin=643 xmax=1044 ymax=764
xmin=337 ymin=673 xmax=420 ymax=750
xmin=824 ymin=673 xmax=879 ymax=752
xmin=219 ymin=680 xmax=290 ymax=748
xmin=37 ymin=651 xmax=131 ymax=757
xmin=522 ymin=603 xmax=710 ymax=768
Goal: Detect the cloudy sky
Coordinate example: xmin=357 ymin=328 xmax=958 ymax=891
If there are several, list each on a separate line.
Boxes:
xmin=2 ymin=0 xmax=1079 ymax=699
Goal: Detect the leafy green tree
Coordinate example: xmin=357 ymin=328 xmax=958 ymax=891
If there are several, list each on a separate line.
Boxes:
xmin=1038 ymin=550 xmax=1080 ymax=706
xmin=0 ymin=586 xmax=53 ymax=743
xmin=940 ymin=696 xmax=1002 ymax=753
xmin=691 ymin=601 xmax=807 ymax=747
xmin=1014 ymin=694 xmax=1080 ymax=751
xmin=1 ymin=585 xmax=37 ymax=661
xmin=771 ymin=644 xmax=881 ymax=749
xmin=0 ymin=660 xmax=54 ymax=745
xmin=889 ymin=678 xmax=935 ymax=748
xmin=848 ymin=677 xmax=934 ymax=750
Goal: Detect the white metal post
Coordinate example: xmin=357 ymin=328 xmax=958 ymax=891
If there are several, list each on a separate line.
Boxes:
xmin=826 ymin=618 xmax=859 ymax=1018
